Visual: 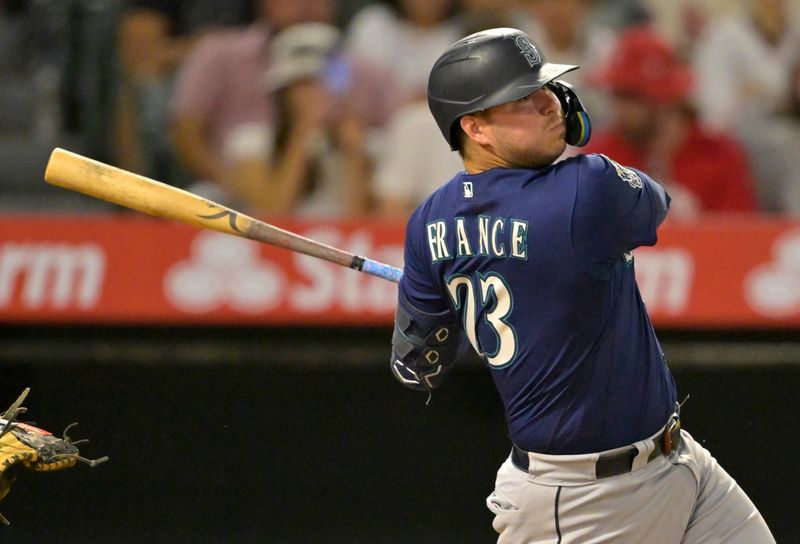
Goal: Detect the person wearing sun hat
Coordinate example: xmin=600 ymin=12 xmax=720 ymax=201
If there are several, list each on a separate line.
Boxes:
xmin=582 ymin=25 xmax=757 ymax=215
xmin=223 ymin=21 xmax=374 ymax=217
xmin=263 ymin=22 xmax=343 ymax=91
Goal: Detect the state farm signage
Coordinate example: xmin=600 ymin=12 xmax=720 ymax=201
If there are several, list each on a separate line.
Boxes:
xmin=744 ymin=229 xmax=800 ymax=317
xmin=1 ymin=215 xmax=799 ymax=328
xmin=634 ymin=248 xmax=693 ymax=315
xmin=0 ymin=242 xmax=104 ymax=309
xmin=162 ymin=229 xmax=400 ymax=316
xmin=0 ymin=216 xmax=404 ymax=324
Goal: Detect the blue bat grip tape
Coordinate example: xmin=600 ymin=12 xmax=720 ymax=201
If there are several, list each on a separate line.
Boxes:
xmin=361 ymin=259 xmax=404 ymax=283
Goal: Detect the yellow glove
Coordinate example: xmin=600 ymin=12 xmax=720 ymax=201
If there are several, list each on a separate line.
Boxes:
xmin=1 ymin=430 xmax=38 ymax=500
xmin=1 ymin=431 xmax=38 ymax=470
xmin=0 ymin=389 xmax=108 ymax=526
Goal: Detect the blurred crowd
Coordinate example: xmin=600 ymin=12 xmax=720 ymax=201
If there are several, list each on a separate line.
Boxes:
xmin=1 ymin=0 xmax=800 ymax=217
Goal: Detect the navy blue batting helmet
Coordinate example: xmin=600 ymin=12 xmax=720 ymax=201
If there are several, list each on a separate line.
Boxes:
xmin=427 ymin=28 xmax=591 ymax=150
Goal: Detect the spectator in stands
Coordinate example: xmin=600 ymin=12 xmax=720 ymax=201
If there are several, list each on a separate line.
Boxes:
xmin=734 ymin=53 xmax=800 ymax=216
xmin=692 ymin=0 xmax=800 ymax=214
xmin=0 ymin=0 xmax=116 ymax=211
xmin=583 ymin=26 xmax=758 ymax=216
xmin=56 ymin=0 xmax=126 ymax=166
xmin=373 ymin=100 xmax=464 ymax=218
xmin=169 ymin=0 xmax=336 ymax=193
xmin=517 ymin=0 xmax=617 ymax=128
xmin=693 ymin=0 xmax=799 ymax=130
xmin=518 ymin=0 xmax=617 ymax=67
xmin=344 ymin=0 xmax=462 ymax=110
xmin=170 ymin=0 xmax=388 ymax=211
xmin=116 ymin=0 xmax=254 ymax=182
xmin=452 ymin=0 xmax=516 ymax=34
xmin=640 ymin=0 xmax=715 ymax=58
xmin=0 ymin=0 xmax=58 ymax=208
xmin=586 ymin=0 xmax=650 ymax=31
xmin=792 ymin=60 xmax=800 ymax=118
xmin=222 ymin=23 xmax=372 ymax=217
xmin=785 ymin=61 xmax=800 ymax=213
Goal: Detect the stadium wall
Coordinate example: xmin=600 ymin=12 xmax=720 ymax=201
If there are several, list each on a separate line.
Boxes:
xmin=1 ymin=325 xmax=798 ymax=544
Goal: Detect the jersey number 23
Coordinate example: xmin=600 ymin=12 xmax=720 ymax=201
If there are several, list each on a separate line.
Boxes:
xmin=446 ymin=273 xmax=517 ymax=368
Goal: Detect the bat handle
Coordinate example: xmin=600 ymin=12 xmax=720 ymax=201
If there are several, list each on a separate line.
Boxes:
xmin=352 ymin=257 xmax=404 ymax=283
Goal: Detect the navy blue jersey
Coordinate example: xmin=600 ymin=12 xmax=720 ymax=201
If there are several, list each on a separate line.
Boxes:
xmin=399 ymin=153 xmax=677 ymax=455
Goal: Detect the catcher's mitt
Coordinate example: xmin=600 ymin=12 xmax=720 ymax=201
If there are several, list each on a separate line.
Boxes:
xmin=0 ymin=388 xmax=108 ymax=526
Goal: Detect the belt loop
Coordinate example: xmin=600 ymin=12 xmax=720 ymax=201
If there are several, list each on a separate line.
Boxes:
xmin=525 ymin=452 xmax=537 ymax=482
xmin=630 ymin=439 xmax=653 ymax=472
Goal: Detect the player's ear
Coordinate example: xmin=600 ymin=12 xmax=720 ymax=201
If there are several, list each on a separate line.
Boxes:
xmin=459 ymin=114 xmax=491 ymax=147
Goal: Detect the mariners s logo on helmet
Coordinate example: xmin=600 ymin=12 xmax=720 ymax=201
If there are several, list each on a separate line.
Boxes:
xmin=513 ymin=35 xmax=541 ymax=67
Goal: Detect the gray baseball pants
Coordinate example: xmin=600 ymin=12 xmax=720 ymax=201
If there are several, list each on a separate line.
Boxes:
xmin=487 ymin=429 xmax=774 ymax=543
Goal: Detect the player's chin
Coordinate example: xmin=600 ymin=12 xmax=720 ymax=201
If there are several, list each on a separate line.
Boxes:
xmin=539 ymin=138 xmax=567 ymax=165
xmin=517 ymin=145 xmax=564 ymax=169
xmin=507 ymin=135 xmax=565 ymax=168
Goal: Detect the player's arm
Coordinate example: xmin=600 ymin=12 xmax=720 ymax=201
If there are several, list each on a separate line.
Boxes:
xmin=572 ymin=153 xmax=670 ymax=267
xmin=391 ymin=209 xmax=464 ymax=391
xmin=391 ymin=293 xmax=463 ymax=391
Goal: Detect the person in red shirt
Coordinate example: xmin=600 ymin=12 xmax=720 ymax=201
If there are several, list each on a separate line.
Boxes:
xmin=582 ymin=26 xmax=758 ymax=215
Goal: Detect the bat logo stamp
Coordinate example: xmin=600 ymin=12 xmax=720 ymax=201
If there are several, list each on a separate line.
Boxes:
xmin=197 ymin=206 xmax=242 ymax=233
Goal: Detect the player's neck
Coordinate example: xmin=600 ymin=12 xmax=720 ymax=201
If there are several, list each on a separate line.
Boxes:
xmin=463 ymin=149 xmax=512 ymax=174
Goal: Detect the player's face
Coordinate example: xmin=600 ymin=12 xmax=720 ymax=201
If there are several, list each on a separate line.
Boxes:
xmin=483 ymin=87 xmax=566 ymax=168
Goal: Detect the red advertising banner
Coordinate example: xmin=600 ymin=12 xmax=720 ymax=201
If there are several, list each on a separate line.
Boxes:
xmin=1 ymin=214 xmax=799 ymax=328
xmin=637 ymin=217 xmax=800 ymax=328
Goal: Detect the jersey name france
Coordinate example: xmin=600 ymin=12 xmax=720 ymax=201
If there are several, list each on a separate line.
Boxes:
xmin=399 ymin=154 xmax=677 ymax=455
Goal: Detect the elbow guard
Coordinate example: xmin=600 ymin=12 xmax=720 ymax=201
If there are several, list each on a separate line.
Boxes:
xmin=390 ymin=296 xmax=462 ymax=392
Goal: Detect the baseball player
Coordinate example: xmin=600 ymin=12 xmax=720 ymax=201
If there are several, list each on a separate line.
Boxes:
xmin=389 ymin=28 xmax=775 ymax=543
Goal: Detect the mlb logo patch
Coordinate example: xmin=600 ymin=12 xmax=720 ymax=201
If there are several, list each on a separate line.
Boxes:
xmin=463 ymin=181 xmax=473 ymax=198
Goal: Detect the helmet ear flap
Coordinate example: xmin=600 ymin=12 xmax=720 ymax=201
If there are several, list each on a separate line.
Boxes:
xmin=549 ymin=80 xmax=592 ymax=147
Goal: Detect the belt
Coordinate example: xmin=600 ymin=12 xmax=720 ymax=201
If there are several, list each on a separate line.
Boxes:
xmin=511 ymin=417 xmax=682 ymax=479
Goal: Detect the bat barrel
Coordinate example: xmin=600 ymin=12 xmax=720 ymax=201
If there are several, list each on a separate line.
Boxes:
xmin=44 ymin=148 xmax=252 ymax=237
xmin=44 ymin=148 xmax=405 ymax=283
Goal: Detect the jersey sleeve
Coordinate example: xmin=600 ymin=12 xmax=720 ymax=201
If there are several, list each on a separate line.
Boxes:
xmin=571 ymin=153 xmax=670 ymax=267
xmin=398 ymin=206 xmax=451 ymax=315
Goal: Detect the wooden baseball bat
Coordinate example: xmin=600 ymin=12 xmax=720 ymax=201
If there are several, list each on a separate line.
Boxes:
xmin=43 ymin=148 xmax=403 ymax=283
